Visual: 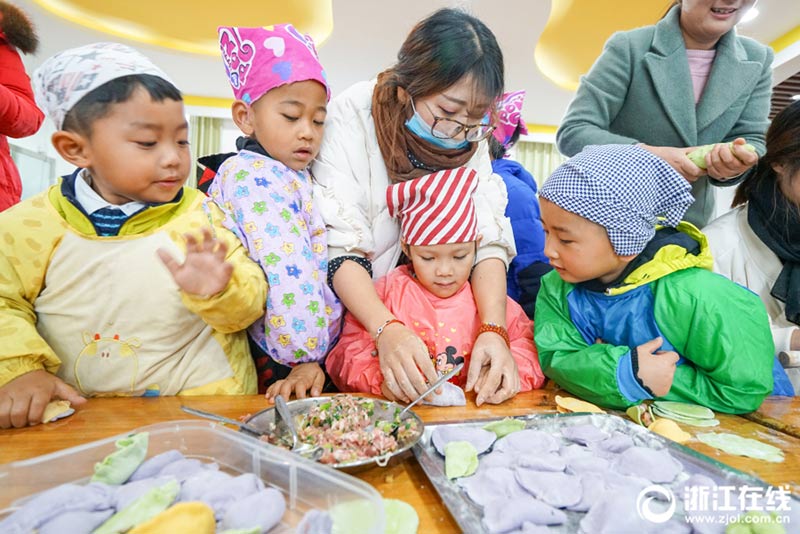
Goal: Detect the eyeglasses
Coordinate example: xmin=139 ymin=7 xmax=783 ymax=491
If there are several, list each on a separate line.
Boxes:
xmin=411 ymin=98 xmax=496 ymax=142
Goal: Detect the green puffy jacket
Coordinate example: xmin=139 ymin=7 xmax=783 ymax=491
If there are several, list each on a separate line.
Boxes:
xmin=533 ymin=223 xmax=774 ymax=414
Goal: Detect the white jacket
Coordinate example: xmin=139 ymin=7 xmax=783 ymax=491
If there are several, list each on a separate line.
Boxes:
xmin=704 ymin=205 xmax=797 ymax=354
xmin=312 ymin=80 xmax=515 ymax=279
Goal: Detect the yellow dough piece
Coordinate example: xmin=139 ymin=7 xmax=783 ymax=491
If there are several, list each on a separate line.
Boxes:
xmin=555 ymin=395 xmax=606 ymax=414
xmin=129 ymin=502 xmax=216 ymax=534
xmin=648 ymin=418 xmax=691 ymax=444
xmin=42 ymin=400 xmax=73 ymax=423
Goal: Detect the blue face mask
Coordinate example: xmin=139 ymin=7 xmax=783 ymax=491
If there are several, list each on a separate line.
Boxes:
xmin=405 ymin=108 xmax=469 ymax=150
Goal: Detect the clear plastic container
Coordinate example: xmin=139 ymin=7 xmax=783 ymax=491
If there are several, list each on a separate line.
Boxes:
xmin=0 ymin=420 xmax=385 ymax=533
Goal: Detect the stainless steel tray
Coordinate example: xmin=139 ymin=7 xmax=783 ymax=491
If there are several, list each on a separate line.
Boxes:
xmin=413 ymin=413 xmax=798 ymax=534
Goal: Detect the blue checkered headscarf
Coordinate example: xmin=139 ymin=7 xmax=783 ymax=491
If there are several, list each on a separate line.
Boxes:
xmin=540 ymin=144 xmax=694 ymax=256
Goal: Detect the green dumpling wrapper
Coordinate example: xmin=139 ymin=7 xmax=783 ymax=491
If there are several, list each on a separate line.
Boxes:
xmin=483 ymin=417 xmax=526 ymax=438
xmin=697 ymin=433 xmax=784 ymax=463
xmin=93 ymin=479 xmax=180 ymax=534
xmin=384 ymin=499 xmax=419 ymax=534
xmin=652 ymin=401 xmax=715 ymax=420
xmin=91 ymin=431 xmax=149 ymax=485
xmin=444 ymin=441 xmax=479 ymax=479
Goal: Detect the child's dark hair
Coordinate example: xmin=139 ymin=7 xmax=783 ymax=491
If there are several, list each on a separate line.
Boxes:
xmin=733 ymin=101 xmax=800 ymax=207
xmin=387 ymin=8 xmax=504 ymax=106
xmin=62 ymin=74 xmax=182 ymax=135
xmin=488 ymin=122 xmax=524 ymax=160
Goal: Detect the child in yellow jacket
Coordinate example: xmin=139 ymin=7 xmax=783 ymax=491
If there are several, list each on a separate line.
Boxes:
xmin=0 ymin=43 xmax=267 ymax=428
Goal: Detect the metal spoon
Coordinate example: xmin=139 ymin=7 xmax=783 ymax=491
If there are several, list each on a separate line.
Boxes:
xmin=182 ymin=404 xmax=322 ymax=461
xmin=180 ymin=405 xmax=265 ymax=438
xmin=274 ymin=395 xmax=322 ymax=459
xmin=390 ymin=362 xmax=464 ymax=438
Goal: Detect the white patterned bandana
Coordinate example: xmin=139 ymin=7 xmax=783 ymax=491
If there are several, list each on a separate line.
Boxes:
xmin=540 ymin=144 xmax=695 ymax=256
xmin=32 ymin=42 xmax=173 ymax=130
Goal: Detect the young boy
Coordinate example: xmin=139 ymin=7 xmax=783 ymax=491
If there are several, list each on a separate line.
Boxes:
xmin=534 ymin=144 xmax=775 ymax=414
xmin=0 ymin=43 xmax=267 ymax=428
xmin=207 ymin=25 xmax=342 ymax=401
xmin=326 ymin=167 xmax=544 ymax=406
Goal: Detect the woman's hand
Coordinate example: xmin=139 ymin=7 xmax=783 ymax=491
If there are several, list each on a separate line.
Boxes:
xmin=466 ymin=331 xmax=520 ymax=406
xmin=265 ymin=362 xmax=326 ymax=402
xmin=158 ymin=227 xmax=233 ymax=297
xmin=376 ymin=322 xmax=440 ymax=403
xmin=640 ymin=144 xmax=705 ymax=182
xmin=704 ymin=138 xmax=758 ymax=181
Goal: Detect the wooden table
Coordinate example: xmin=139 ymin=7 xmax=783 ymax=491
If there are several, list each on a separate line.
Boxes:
xmin=746 ymin=396 xmax=800 ymax=439
xmin=2 ymin=390 xmax=800 ymax=533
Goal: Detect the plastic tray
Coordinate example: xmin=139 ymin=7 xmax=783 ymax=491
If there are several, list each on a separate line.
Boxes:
xmin=0 ymin=420 xmax=385 ymax=533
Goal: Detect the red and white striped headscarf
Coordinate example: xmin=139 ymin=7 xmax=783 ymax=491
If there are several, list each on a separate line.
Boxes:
xmin=386 ymin=167 xmax=478 ymax=246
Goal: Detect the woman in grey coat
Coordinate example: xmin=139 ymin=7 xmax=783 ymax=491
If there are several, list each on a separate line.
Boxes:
xmin=557 ymin=1 xmax=771 ymax=227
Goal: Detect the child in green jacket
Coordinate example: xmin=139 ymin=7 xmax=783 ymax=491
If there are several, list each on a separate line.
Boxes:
xmin=534 ymin=144 xmax=782 ymax=414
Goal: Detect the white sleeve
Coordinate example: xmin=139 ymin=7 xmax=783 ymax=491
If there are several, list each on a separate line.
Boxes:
xmin=471 ymin=140 xmax=516 ymax=267
xmin=312 ymin=88 xmax=375 ymax=261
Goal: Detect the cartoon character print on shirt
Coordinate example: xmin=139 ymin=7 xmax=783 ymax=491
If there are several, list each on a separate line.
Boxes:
xmin=74 ymin=332 xmax=141 ymax=395
xmin=434 ymin=346 xmax=465 ymax=376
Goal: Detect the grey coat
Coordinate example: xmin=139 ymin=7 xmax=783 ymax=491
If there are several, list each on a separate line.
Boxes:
xmin=556 ymin=6 xmax=773 ymax=227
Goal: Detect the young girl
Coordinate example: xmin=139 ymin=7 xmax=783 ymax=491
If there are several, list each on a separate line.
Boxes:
xmin=0 ymin=43 xmax=267 ymax=428
xmin=312 ymin=9 xmax=518 ymax=406
xmin=325 ymin=167 xmax=544 ymax=403
xmin=208 ymin=25 xmax=342 ymax=400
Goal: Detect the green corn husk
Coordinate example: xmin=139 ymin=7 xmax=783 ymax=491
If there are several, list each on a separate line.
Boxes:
xmin=687 ymin=142 xmax=756 ymax=170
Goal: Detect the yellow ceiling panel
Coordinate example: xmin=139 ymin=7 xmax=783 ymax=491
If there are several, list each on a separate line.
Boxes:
xmin=535 ymin=0 xmax=673 ymax=91
xmin=32 ymin=0 xmax=333 ymax=55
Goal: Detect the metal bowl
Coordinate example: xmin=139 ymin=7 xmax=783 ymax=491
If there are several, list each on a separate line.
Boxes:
xmin=244 ymin=395 xmax=424 ymax=473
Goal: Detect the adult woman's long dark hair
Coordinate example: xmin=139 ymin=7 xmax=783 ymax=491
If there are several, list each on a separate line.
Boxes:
xmin=733 ymin=101 xmax=800 ymax=207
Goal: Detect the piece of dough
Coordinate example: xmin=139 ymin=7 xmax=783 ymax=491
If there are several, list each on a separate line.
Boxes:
xmin=42 ymin=400 xmax=74 ymax=423
xmin=648 ymin=419 xmax=691 ymax=444
xmin=697 ymin=433 xmax=784 ymax=463
xmin=431 ymin=426 xmax=496 ymax=456
xmin=445 ymin=441 xmax=479 ymax=479
xmin=555 ymin=395 xmax=605 ymax=413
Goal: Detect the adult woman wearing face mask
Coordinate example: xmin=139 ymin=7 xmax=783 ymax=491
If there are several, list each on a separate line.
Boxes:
xmin=556 ymin=0 xmax=771 ymax=228
xmin=312 ymin=8 xmax=518 ymax=406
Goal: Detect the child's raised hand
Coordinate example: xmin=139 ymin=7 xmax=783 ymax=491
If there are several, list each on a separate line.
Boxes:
xmin=265 ymin=362 xmax=325 ymax=402
xmin=0 ymin=370 xmax=86 ymax=428
xmin=635 ymin=337 xmax=679 ymax=397
xmin=158 ymin=227 xmax=233 ymax=297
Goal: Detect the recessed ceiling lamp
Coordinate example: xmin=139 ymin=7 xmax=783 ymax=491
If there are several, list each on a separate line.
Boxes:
xmin=739 ymin=7 xmax=759 ymax=24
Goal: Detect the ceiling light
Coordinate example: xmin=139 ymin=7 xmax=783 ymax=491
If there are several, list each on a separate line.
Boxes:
xmin=739 ymin=8 xmax=759 ymax=23
xmin=792 ymin=95 xmax=800 ymax=101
